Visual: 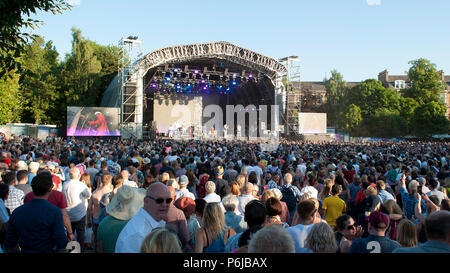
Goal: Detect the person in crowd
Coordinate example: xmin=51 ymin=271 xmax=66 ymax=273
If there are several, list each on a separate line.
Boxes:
xmin=334 ymin=214 xmax=364 ymax=253
xmin=174 ymin=197 xmax=197 ymax=251
xmin=0 ymin=183 xmax=10 ymax=253
xmin=400 ymin=178 xmax=426 ymax=220
xmin=194 ymin=202 xmax=236 ymax=253
xmin=270 ymin=188 xmax=291 ymax=224
xmin=286 ymin=199 xmax=317 ymax=252
xmin=393 ymin=210 xmax=450 ymax=253
xmin=85 ymin=160 xmax=99 ymax=188
xmin=224 ymin=162 xmax=238 ymax=184
xmin=140 ymin=228 xmax=182 ymax=253
xmin=176 ymin=175 xmax=195 ymax=200
xmin=4 ymin=171 xmax=68 ymax=253
xmin=165 ymin=186 xmax=189 ymax=248
xmin=2 ymin=171 xmax=24 ymax=213
xmin=87 ymin=173 xmax=113 ymax=247
xmin=222 ymin=194 xmax=246 ymax=233
xmin=349 ymin=211 xmax=401 ymax=253
xmin=426 ymin=178 xmax=447 ymax=206
xmin=264 ymin=197 xmax=289 ymax=228
xmin=238 ymin=182 xmax=257 ymax=215
xmin=376 ymin=180 xmax=395 ymax=204
xmin=62 ymin=167 xmax=92 ymax=253
xmin=322 ymin=184 xmax=346 ymax=228
xmin=304 ymin=222 xmax=338 ymax=253
xmin=96 ymin=185 xmax=146 ymax=253
xmin=121 ymin=170 xmax=138 ymax=188
xmin=395 ymin=219 xmax=418 ymax=248
xmin=247 ymin=224 xmax=295 ymax=253
xmin=115 ymin=182 xmax=171 ymax=253
xmin=15 ymin=170 xmax=31 ymax=196
xmin=203 ymin=181 xmax=221 ymax=203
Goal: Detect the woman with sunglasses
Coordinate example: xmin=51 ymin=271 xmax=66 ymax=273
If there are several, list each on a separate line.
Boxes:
xmin=334 ymin=214 xmax=363 ymax=253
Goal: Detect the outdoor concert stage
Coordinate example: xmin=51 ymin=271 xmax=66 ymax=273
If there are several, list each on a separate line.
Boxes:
xmin=100 ymin=41 xmax=290 ymax=140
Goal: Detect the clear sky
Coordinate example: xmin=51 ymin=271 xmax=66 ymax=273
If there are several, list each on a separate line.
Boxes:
xmin=28 ymin=0 xmax=450 ymax=82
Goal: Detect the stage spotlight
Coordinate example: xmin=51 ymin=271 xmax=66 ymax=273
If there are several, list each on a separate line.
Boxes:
xmin=194 ymin=69 xmax=199 ymax=74
xmin=151 ymin=83 xmax=157 ymax=88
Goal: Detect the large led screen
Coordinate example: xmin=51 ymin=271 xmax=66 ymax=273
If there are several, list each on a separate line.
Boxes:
xmin=298 ymin=113 xmax=327 ymax=134
xmin=67 ymin=107 xmax=120 ymax=136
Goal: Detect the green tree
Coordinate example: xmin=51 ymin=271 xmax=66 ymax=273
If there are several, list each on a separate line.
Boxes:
xmin=364 ymin=109 xmax=406 ymax=137
xmin=403 ymin=58 xmax=445 ymax=105
xmin=411 ymin=101 xmax=449 ymax=137
xmin=0 ymin=58 xmax=23 ymax=124
xmin=338 ymin=104 xmax=362 ymax=135
xmin=0 ymin=0 xmax=70 ymax=77
xmin=88 ymin=42 xmax=120 ymax=105
xmin=60 ymin=28 xmax=102 ymax=107
xmin=346 ymin=79 xmax=400 ymax=119
xmin=324 ymin=69 xmax=348 ymax=126
xmin=20 ymin=36 xmax=60 ymax=124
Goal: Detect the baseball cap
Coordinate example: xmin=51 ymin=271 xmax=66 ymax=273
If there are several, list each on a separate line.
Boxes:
xmin=368 ymin=211 xmax=389 ymax=229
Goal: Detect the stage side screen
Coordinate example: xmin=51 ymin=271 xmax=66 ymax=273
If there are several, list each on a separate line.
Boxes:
xmin=153 ymin=95 xmax=202 ymax=134
xmin=298 ymin=113 xmax=327 ymax=134
xmin=67 ymin=107 xmax=120 ymax=136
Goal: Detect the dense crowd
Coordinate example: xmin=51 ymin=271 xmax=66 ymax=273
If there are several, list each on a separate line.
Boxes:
xmin=0 ymin=135 xmax=449 ymax=253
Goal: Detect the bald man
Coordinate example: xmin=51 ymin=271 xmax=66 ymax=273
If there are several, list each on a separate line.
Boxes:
xmin=115 ymin=182 xmax=171 ymax=253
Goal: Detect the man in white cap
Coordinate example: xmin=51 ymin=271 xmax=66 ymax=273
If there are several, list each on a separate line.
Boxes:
xmin=96 ymin=185 xmax=146 ymax=253
xmin=176 ymin=175 xmax=195 ymax=200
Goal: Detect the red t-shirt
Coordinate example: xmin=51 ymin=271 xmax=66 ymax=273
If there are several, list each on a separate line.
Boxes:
xmin=24 ymin=190 xmax=67 ymax=209
xmin=52 ymin=175 xmax=61 ymax=189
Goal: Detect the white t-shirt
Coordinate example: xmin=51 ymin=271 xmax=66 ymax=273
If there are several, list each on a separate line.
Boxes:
xmin=115 ymin=208 xmax=165 ymax=253
xmin=62 ymin=179 xmax=92 ymax=222
xmin=287 ymin=223 xmax=315 ymax=252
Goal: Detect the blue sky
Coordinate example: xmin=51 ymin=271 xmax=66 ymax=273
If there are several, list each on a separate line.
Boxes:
xmin=29 ymin=0 xmax=450 ymax=82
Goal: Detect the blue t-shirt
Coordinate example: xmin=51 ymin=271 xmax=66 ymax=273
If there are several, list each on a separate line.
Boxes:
xmin=400 ymin=188 xmax=426 ymax=220
xmin=349 ymin=234 xmax=401 ymax=253
xmin=4 ymin=199 xmax=68 ymax=253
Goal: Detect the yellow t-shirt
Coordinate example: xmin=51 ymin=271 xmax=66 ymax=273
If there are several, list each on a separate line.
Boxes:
xmin=322 ymin=195 xmax=346 ymax=227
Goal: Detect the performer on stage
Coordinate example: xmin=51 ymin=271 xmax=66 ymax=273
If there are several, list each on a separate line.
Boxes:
xmin=84 ymin=111 xmax=110 ymax=135
xmin=224 ymin=124 xmax=228 ymax=139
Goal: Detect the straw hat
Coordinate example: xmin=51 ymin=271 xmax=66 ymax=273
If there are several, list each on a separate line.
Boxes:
xmin=106 ymin=186 xmax=146 ymax=221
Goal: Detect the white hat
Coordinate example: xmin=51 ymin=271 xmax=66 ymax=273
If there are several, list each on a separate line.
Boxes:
xmin=106 ymin=186 xmax=146 ymax=221
xmin=65 ymin=241 xmax=81 ymax=253
xmin=142 ymin=158 xmax=151 ymax=164
xmin=17 ymin=161 xmax=28 ymax=171
xmin=29 ymin=162 xmax=39 ymax=173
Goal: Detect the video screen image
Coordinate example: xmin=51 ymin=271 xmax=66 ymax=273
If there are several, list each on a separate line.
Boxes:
xmin=67 ymin=107 xmax=120 ymax=136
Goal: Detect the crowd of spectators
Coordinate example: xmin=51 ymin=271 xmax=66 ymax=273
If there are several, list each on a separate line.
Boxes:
xmin=0 ymin=135 xmax=449 ymax=253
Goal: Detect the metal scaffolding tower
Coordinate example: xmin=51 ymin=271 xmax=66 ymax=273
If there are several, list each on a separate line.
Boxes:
xmin=279 ymin=56 xmax=301 ymax=135
xmin=118 ymin=36 xmax=143 ymax=138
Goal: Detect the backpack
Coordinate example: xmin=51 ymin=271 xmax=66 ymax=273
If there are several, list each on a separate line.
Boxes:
xmin=196 ymin=174 xmax=209 ymax=199
xmin=281 ymin=185 xmax=297 ymax=211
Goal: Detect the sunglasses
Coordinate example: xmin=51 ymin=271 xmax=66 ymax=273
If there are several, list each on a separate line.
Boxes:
xmin=147 ymin=196 xmax=173 ymax=204
xmin=346 ymin=224 xmax=356 ymax=230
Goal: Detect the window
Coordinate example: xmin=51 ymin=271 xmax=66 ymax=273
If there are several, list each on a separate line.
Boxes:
xmin=394 ymin=80 xmax=405 ymax=89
